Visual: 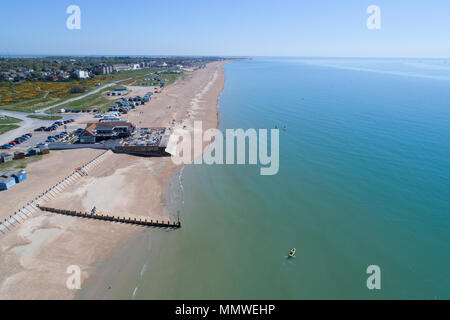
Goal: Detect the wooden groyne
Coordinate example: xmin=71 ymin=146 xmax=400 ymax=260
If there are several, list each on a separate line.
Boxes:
xmin=38 ymin=206 xmax=181 ymax=229
xmin=0 ymin=150 xmax=112 ymax=236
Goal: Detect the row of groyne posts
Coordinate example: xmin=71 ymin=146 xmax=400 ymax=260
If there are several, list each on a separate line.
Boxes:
xmin=0 ymin=150 xmax=112 ymax=235
xmin=38 ymin=206 xmax=181 ymax=229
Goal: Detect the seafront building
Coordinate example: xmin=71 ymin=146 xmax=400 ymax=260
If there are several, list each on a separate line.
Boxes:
xmin=79 ymin=122 xmax=135 ymax=143
xmin=75 ymin=70 xmax=90 ymax=79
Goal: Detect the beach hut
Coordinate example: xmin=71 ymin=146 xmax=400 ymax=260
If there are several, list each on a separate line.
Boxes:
xmin=0 ymin=153 xmax=13 ymax=163
xmin=0 ymin=176 xmax=16 ymax=191
xmin=14 ymin=151 xmax=26 ymax=160
xmin=12 ymin=170 xmax=26 ymax=183
xmin=1 ymin=171 xmax=14 ymax=178
xmin=27 ymin=148 xmax=38 ymax=156
xmin=39 ymin=144 xmax=49 ymax=154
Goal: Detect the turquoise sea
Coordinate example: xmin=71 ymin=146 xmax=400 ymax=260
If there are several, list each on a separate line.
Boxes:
xmin=108 ymin=58 xmax=450 ymax=299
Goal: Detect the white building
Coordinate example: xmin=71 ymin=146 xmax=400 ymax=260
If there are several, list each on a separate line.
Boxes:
xmin=113 ymin=64 xmax=131 ymax=72
xmin=75 ymin=70 xmax=90 ymax=79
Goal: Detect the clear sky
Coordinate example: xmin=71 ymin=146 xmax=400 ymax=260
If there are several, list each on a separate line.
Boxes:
xmin=1 ymin=0 xmax=449 ymax=57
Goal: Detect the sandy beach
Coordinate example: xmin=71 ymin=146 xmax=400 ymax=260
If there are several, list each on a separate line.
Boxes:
xmin=0 ymin=61 xmax=227 ymax=299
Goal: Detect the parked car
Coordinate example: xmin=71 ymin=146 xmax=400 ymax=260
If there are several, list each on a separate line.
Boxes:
xmin=34 ymin=126 xmax=46 ymax=132
xmin=1 ymin=144 xmax=13 ymax=149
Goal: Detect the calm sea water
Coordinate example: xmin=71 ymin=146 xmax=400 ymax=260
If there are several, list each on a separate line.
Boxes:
xmin=111 ymin=58 xmax=450 ymax=299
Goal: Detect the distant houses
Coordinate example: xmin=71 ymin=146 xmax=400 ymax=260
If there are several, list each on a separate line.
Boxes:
xmin=113 ymin=64 xmax=132 ymax=72
xmin=112 ymin=63 xmax=142 ymax=72
xmin=101 ymin=65 xmax=114 ymax=75
xmin=75 ymin=70 xmax=90 ymax=79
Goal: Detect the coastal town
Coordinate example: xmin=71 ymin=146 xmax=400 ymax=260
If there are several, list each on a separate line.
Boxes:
xmin=0 ymin=55 xmax=228 ymax=299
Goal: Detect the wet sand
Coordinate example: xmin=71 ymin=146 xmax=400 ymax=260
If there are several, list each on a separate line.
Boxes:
xmin=0 ymin=61 xmax=228 ymax=299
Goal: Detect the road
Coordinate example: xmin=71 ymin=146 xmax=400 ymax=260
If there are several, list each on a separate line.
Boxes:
xmin=36 ymin=78 xmax=132 ymax=112
xmin=0 ymin=111 xmax=42 ymax=145
xmin=0 ymin=111 xmax=90 ymax=146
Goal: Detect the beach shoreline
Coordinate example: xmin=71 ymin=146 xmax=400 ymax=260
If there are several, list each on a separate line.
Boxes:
xmin=0 ymin=60 xmax=229 ymax=299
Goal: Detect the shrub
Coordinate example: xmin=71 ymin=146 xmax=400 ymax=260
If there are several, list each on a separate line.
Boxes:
xmin=70 ymin=85 xmax=85 ymax=94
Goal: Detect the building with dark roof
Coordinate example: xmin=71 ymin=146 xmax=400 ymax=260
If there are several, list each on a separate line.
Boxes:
xmin=79 ymin=122 xmax=135 ymax=143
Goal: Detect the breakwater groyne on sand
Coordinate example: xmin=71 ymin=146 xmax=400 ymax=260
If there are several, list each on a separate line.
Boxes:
xmin=0 ymin=150 xmax=112 ymax=235
xmin=38 ymin=206 xmax=181 ymax=228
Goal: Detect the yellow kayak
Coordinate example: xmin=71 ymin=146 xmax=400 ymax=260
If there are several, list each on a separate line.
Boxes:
xmin=289 ymin=248 xmax=296 ymax=257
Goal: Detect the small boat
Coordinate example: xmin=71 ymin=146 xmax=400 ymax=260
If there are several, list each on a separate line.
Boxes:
xmin=282 ymin=125 xmax=287 ymax=131
xmin=289 ymin=248 xmax=296 ymax=257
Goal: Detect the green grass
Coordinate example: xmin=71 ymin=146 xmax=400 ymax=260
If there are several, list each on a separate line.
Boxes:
xmin=0 ymin=116 xmax=22 ymax=124
xmin=0 ymin=89 xmax=96 ymax=113
xmin=27 ymin=115 xmax=63 ymax=120
xmin=46 ymin=87 xmax=112 ymax=114
xmin=0 ymin=155 xmax=43 ymax=171
xmin=1 ymin=68 xmax=183 ymax=114
xmin=0 ymin=124 xmax=20 ymax=135
xmin=108 ymin=85 xmax=127 ymax=91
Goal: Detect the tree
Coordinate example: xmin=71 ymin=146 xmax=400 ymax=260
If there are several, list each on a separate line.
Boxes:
xmin=69 ymin=71 xmax=79 ymax=80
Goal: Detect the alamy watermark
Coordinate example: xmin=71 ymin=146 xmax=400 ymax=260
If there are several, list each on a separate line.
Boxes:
xmin=366 ymin=265 xmax=381 ymax=290
xmin=66 ymin=5 xmax=81 ymax=30
xmin=366 ymin=5 xmax=381 ymax=30
xmin=167 ymin=121 xmax=279 ymax=176
xmin=66 ymin=265 xmax=81 ymax=290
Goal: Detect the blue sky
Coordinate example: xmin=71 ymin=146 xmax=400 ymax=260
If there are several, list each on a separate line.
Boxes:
xmin=1 ymin=0 xmax=449 ymax=57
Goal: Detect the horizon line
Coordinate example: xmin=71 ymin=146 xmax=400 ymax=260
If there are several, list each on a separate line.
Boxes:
xmin=1 ymin=54 xmax=450 ymax=60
